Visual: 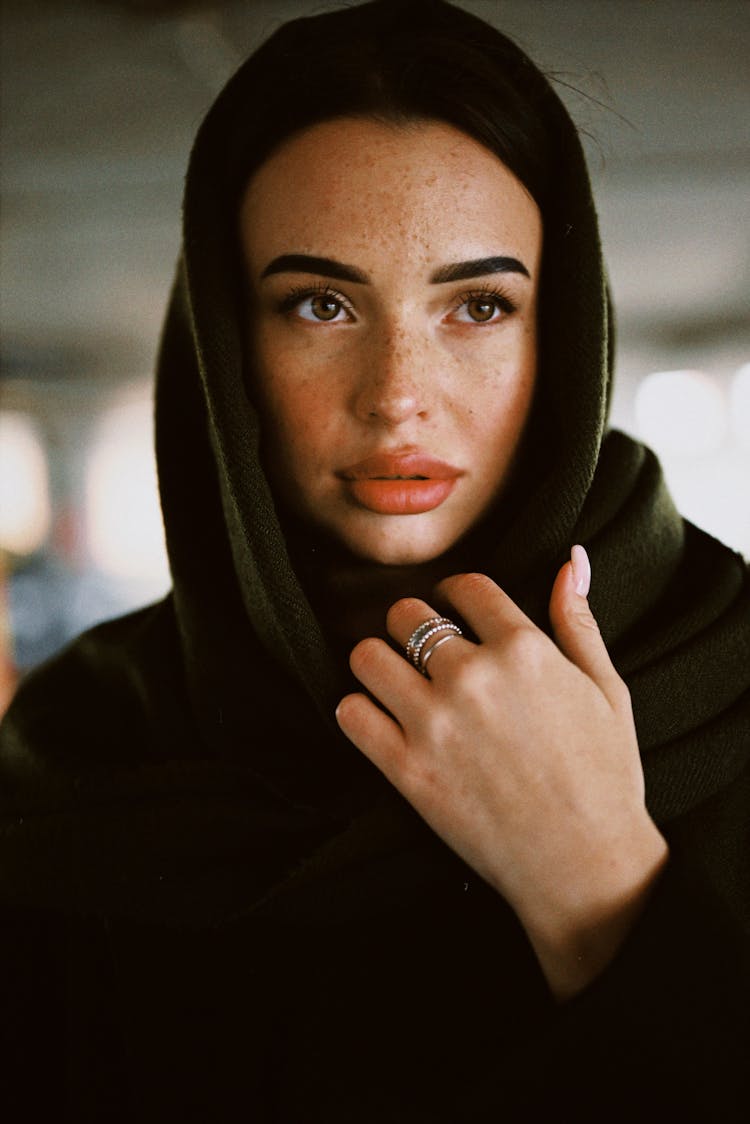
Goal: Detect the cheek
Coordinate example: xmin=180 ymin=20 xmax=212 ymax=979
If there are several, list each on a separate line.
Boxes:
xmin=256 ymin=368 xmax=340 ymax=481
xmin=463 ymin=334 xmax=537 ymax=449
xmin=253 ymin=336 xmax=309 ymax=432
xmin=253 ymin=321 xmax=362 ymax=461
xmin=502 ymin=372 xmax=536 ymax=450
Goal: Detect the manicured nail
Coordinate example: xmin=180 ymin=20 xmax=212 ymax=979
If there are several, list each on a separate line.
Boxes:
xmin=571 ymin=544 xmax=591 ymax=597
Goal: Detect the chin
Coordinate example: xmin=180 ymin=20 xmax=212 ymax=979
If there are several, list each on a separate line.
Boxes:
xmin=337 ymin=518 xmax=461 ymax=567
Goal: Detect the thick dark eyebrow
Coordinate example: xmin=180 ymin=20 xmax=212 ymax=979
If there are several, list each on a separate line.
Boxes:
xmin=259 ymin=252 xmax=530 ymax=285
xmin=260 ymin=254 xmax=369 ymax=283
xmin=430 ymin=256 xmax=530 ymax=284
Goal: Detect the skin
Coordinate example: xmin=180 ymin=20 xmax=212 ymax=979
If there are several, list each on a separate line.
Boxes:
xmin=240 ymin=117 xmax=540 ymax=566
xmin=241 ymin=117 xmax=669 ymax=1001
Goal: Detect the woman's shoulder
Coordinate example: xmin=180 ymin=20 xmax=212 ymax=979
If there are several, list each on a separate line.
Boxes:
xmin=0 ymin=596 xmax=188 ymax=777
xmin=619 ymin=518 xmax=750 ymax=823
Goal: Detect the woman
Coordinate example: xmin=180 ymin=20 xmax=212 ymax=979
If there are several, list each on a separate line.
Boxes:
xmin=2 ymin=1 xmax=748 ymax=1119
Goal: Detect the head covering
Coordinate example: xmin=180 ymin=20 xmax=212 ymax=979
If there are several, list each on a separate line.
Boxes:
xmin=160 ymin=0 xmax=612 ymax=712
xmin=1 ymin=0 xmax=748 ymax=926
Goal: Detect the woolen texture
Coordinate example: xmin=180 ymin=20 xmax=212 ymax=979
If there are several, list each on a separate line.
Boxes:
xmin=1 ymin=1 xmax=748 ymax=1119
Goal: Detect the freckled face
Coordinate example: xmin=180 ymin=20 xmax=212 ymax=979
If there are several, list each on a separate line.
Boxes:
xmin=239 ymin=117 xmax=542 ymax=565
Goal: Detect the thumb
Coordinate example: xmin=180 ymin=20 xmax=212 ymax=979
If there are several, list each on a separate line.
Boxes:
xmin=549 ymin=545 xmax=626 ymax=709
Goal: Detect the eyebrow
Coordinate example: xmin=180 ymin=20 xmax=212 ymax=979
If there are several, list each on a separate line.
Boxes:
xmin=259 ymin=253 xmax=530 ymax=284
xmin=430 ymin=256 xmax=530 ymax=283
xmin=260 ymin=254 xmax=367 ymax=283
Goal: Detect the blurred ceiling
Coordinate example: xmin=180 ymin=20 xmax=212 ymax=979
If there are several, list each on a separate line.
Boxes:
xmin=1 ymin=0 xmax=749 ymax=388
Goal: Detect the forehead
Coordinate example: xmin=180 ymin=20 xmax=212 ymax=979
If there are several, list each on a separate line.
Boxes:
xmin=239 ymin=116 xmax=541 ymax=275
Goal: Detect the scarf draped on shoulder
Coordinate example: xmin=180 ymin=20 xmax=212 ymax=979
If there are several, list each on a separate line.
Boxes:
xmin=1 ymin=0 xmax=748 ymax=927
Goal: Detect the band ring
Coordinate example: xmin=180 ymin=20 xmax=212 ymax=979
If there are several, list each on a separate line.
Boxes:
xmin=419 ymin=632 xmax=462 ymax=676
xmin=404 ymin=616 xmax=463 ymax=676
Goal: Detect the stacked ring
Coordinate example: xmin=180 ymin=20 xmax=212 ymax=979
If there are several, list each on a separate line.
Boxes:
xmin=405 ymin=616 xmax=463 ymax=676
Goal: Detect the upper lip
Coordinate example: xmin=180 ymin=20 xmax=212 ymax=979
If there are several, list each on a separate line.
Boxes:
xmin=338 ymin=450 xmax=463 ymax=480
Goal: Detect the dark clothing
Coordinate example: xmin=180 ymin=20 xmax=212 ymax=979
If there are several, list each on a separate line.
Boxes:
xmin=2 ymin=1 xmax=748 ymax=1119
xmin=3 ymin=548 xmax=750 ymax=1120
xmin=4 ymin=823 xmax=749 ymax=1122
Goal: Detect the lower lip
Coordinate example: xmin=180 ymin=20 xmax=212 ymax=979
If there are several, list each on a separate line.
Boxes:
xmin=344 ymin=478 xmax=458 ymax=515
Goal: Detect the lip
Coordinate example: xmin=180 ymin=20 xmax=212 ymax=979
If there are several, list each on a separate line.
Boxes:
xmin=338 ymin=451 xmax=463 ymax=515
xmin=339 ymin=451 xmax=463 ymax=481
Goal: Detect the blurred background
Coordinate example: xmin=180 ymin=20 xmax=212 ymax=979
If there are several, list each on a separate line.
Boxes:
xmin=1 ymin=0 xmax=749 ymax=706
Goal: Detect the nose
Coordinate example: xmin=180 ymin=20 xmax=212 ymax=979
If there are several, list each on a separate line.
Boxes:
xmin=353 ymin=327 xmax=430 ymax=427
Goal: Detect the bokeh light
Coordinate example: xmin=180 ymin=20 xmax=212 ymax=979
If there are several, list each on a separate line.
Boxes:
xmin=85 ymin=385 xmax=170 ymax=585
xmin=730 ymin=363 xmax=750 ymax=452
xmin=633 ymin=365 xmax=750 ymax=557
xmin=0 ymin=411 xmax=52 ymax=556
xmin=635 ymin=369 xmax=728 ymax=457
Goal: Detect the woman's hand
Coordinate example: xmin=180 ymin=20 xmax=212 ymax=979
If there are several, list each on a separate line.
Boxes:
xmin=335 ymin=547 xmax=668 ymax=1000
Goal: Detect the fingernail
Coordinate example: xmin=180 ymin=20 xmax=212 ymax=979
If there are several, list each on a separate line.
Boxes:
xmin=571 ymin=544 xmax=591 ymax=597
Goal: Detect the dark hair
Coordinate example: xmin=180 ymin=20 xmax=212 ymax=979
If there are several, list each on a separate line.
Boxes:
xmin=184 ymin=0 xmax=610 ymax=566
xmin=186 ymin=0 xmax=598 ymax=319
xmin=222 ymin=0 xmax=557 ymax=215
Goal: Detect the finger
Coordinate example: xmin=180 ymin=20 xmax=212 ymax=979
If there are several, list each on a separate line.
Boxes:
xmin=385 ymin=596 xmax=441 ymax=646
xmin=335 ymin=691 xmax=405 ymax=779
xmin=433 ymin=572 xmax=533 ymax=645
xmin=385 ymin=597 xmax=473 ymax=674
xmin=348 ymin=635 xmax=431 ymax=723
xmin=548 ymin=545 xmax=630 ymax=712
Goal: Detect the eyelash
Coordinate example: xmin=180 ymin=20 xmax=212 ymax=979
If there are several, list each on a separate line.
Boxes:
xmin=451 ymin=286 xmax=516 ymax=322
xmin=276 ymin=283 xmax=353 ymax=319
xmin=275 ymin=282 xmax=517 ymax=323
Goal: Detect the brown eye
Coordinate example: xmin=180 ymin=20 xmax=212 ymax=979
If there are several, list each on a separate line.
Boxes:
xmin=310 ymin=294 xmax=343 ymax=321
xmin=465 ymin=297 xmax=498 ymax=323
xmin=278 ymin=286 xmax=353 ymax=322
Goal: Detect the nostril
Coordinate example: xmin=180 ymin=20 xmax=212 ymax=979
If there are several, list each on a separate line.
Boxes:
xmin=365 ymin=393 xmax=423 ymax=426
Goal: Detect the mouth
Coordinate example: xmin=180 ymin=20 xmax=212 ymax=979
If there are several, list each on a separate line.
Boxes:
xmin=339 ymin=451 xmax=462 ymax=481
xmin=337 ymin=451 xmax=463 ymax=515
xmin=369 ymin=474 xmax=427 ymax=480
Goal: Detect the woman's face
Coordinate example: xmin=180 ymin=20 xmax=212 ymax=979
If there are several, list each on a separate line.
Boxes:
xmin=240 ymin=117 xmax=541 ymax=565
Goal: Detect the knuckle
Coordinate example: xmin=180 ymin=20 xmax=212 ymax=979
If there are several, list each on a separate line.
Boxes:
xmin=561 ymin=595 xmax=601 ymax=634
xmin=438 ymin=570 xmax=494 ymax=600
xmin=349 ymin=636 xmax=383 ymax=676
xmin=447 ymin=649 xmax=495 ymax=702
xmin=336 ymin=694 xmax=369 ymax=737
xmin=420 ymin=709 xmax=450 ymax=747
xmin=386 ymin=597 xmax=425 ymax=633
xmin=458 ymin=571 xmax=495 ymax=597
xmin=506 ymin=623 xmax=546 ymax=665
xmin=446 ymin=656 xmax=477 ymax=695
xmin=399 ymin=755 xmax=433 ymax=802
xmin=502 ymin=626 xmax=556 ymax=685
xmin=334 ymin=694 xmax=356 ymax=725
xmin=576 ymin=607 xmax=602 ymax=635
xmin=461 ymin=571 xmax=494 ymax=589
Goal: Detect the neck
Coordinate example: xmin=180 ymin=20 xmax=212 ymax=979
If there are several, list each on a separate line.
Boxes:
xmin=314 ymin=557 xmax=455 ymax=645
xmin=286 ymin=524 xmax=480 ymax=656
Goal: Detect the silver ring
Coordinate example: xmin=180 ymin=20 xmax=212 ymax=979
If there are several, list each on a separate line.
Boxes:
xmin=419 ymin=632 xmax=462 ymax=676
xmin=405 ymin=616 xmax=463 ymax=675
xmin=405 ymin=617 xmax=453 ymax=662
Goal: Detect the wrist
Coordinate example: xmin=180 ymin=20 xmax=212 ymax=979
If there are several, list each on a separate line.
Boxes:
xmin=518 ymin=820 xmax=669 ymax=1001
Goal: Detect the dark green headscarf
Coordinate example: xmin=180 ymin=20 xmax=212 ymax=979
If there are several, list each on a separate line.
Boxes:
xmin=1 ymin=0 xmax=748 ymax=927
